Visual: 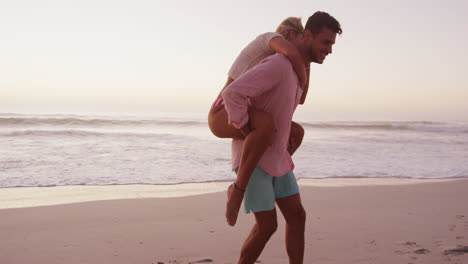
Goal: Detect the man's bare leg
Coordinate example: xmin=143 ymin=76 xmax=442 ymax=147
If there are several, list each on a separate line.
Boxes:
xmin=276 ymin=194 xmax=306 ymax=264
xmin=238 ymin=209 xmax=278 ymax=264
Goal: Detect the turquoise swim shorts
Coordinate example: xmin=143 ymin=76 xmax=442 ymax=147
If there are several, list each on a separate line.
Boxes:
xmin=236 ymin=166 xmax=299 ymax=214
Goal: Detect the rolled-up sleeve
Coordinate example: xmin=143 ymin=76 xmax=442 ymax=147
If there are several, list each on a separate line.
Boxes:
xmin=222 ymin=56 xmax=287 ymax=129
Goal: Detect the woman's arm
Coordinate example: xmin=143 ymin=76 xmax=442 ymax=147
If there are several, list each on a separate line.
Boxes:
xmin=299 ymin=64 xmax=310 ymax=104
xmin=269 ymin=36 xmax=307 ymax=90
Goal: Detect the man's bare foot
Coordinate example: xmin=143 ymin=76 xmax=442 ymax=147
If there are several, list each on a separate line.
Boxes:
xmin=226 ymin=183 xmax=244 ymax=226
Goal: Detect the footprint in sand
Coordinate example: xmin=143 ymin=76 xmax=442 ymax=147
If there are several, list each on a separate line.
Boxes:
xmin=395 ymin=241 xmax=431 ymax=258
xmin=443 ymin=246 xmax=468 ymax=256
xmin=366 ymin=240 xmax=378 ymax=253
xmin=414 ymin=248 xmax=431 ymax=254
xmin=455 ymin=214 xmax=468 ymax=231
xmin=188 ymin=259 xmax=214 ymax=263
xmin=394 ymin=241 xmax=417 ymax=255
xmin=442 ymin=245 xmax=468 ymax=263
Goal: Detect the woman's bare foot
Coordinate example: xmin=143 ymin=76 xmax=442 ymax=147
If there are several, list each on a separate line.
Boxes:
xmin=226 ymin=183 xmax=245 ymax=226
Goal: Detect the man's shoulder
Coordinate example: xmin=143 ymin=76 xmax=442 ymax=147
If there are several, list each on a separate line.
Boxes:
xmin=270 ymin=53 xmax=290 ymax=63
xmin=262 ymin=53 xmax=293 ymax=71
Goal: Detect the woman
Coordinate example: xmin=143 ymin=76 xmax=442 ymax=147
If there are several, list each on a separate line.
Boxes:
xmin=208 ymin=17 xmax=309 ymax=226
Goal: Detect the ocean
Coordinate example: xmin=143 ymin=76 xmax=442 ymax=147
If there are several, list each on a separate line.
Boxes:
xmin=1 ymin=112 xmax=467 ymax=188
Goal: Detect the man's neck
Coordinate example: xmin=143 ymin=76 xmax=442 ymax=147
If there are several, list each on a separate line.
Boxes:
xmin=298 ymin=46 xmax=311 ymax=65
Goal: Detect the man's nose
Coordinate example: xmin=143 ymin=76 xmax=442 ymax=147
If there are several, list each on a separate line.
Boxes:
xmin=328 ymin=45 xmax=333 ymax=54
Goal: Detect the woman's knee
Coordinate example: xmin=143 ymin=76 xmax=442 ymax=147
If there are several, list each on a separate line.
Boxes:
xmin=291 ymin=122 xmax=304 ymax=142
xmin=208 ymin=106 xmax=244 ymax=139
xmin=288 ymin=122 xmax=304 ymax=154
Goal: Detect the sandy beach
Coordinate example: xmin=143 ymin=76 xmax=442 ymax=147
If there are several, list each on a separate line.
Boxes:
xmin=1 ymin=179 xmax=467 ymax=264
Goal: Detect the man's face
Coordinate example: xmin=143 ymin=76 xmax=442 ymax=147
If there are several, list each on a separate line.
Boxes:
xmin=304 ymin=27 xmax=337 ymax=64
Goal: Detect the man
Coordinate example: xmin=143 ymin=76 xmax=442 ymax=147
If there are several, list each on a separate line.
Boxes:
xmin=222 ymin=11 xmax=342 ymax=263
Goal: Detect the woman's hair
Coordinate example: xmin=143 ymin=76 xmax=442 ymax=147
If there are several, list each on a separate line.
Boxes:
xmin=276 ymin=17 xmax=304 ymax=39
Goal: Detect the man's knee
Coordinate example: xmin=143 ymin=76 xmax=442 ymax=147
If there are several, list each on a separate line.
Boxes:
xmin=257 ymin=219 xmax=278 ymax=238
xmin=287 ymin=206 xmax=306 ymax=227
xmin=297 ymin=207 xmax=306 ymax=223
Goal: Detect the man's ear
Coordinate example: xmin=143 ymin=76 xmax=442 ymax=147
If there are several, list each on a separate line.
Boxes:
xmin=303 ymin=30 xmax=313 ymax=41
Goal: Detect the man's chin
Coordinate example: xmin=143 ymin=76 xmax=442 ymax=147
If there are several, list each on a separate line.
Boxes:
xmin=310 ymin=55 xmax=325 ymax=64
xmin=318 ymin=56 xmax=327 ymax=64
xmin=311 ymin=58 xmax=324 ymax=64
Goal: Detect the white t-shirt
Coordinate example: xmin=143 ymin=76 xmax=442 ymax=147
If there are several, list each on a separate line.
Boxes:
xmin=228 ymin=32 xmax=282 ymax=80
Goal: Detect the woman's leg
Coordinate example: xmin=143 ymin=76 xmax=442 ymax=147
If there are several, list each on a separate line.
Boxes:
xmin=208 ymin=104 xmax=244 ymax=139
xmin=208 ymin=77 xmax=244 ymax=139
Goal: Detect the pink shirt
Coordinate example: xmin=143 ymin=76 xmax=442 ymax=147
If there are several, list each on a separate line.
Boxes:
xmin=222 ymin=54 xmax=303 ymax=177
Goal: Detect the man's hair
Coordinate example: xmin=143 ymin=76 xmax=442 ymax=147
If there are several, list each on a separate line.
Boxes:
xmin=305 ymin=11 xmax=342 ymax=36
xmin=276 ymin=17 xmax=304 ymax=39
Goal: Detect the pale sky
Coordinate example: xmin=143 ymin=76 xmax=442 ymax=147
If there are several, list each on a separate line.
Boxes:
xmin=1 ymin=0 xmax=467 ymax=121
